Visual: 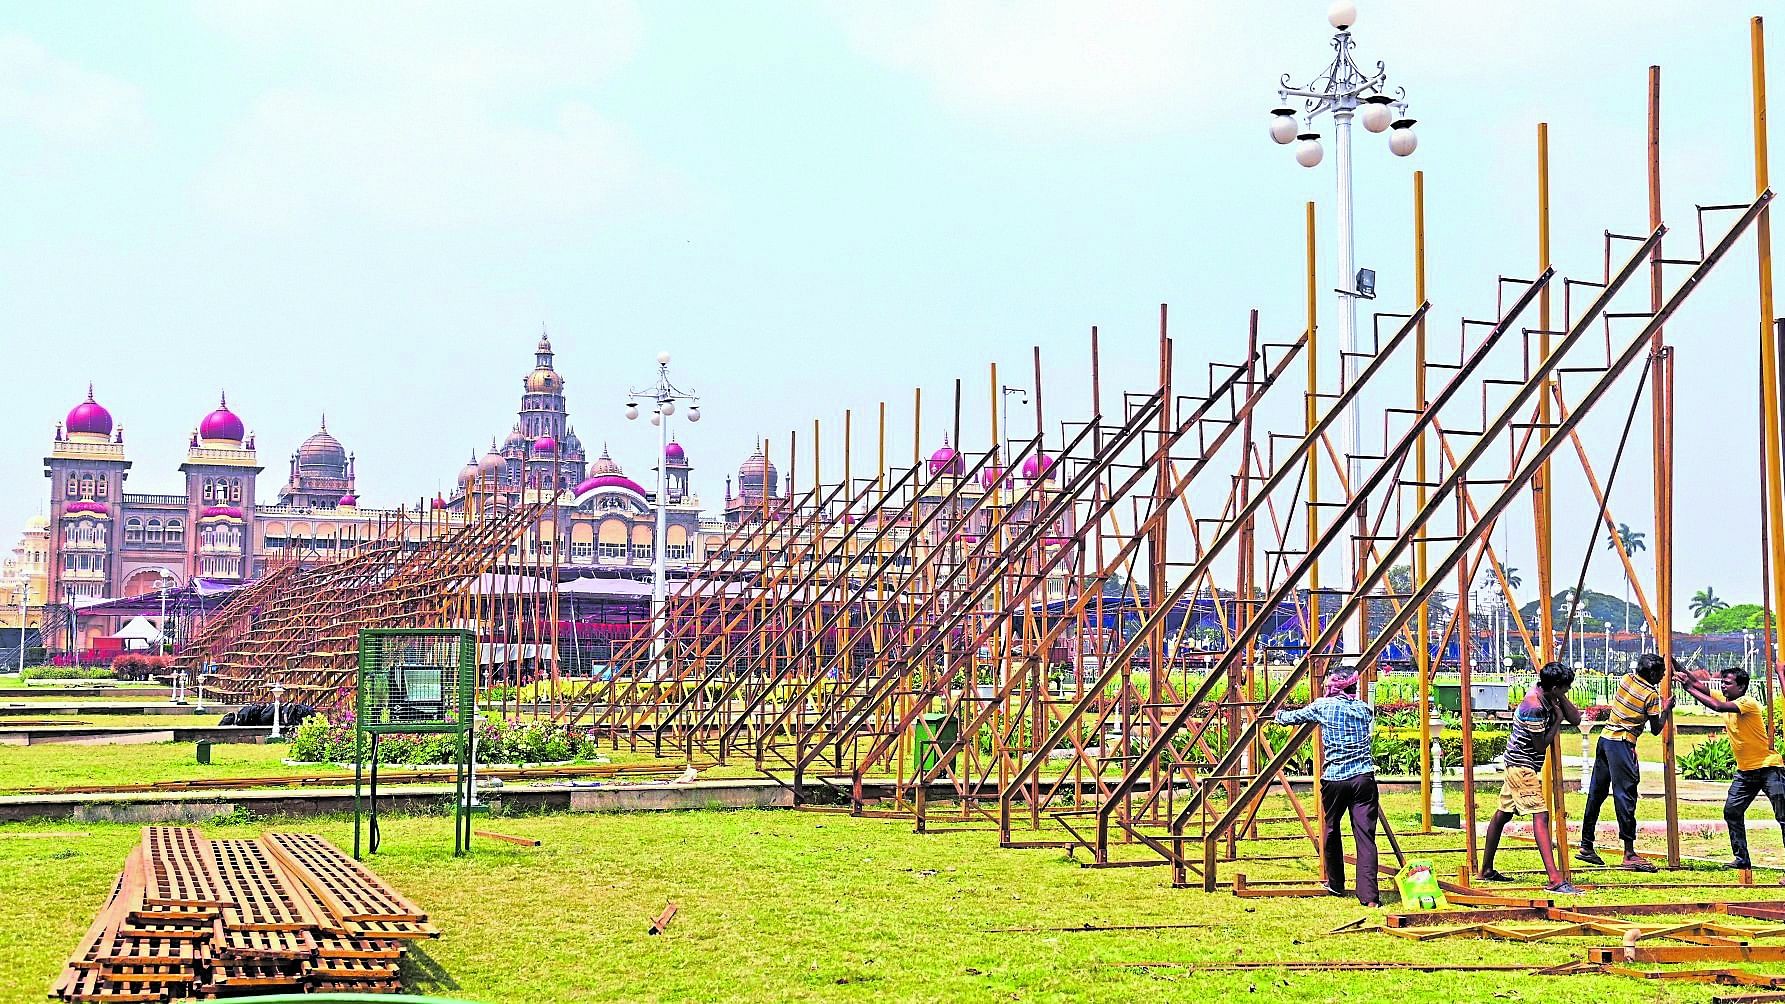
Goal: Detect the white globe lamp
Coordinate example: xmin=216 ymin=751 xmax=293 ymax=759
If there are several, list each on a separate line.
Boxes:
xmin=1269 ymin=108 xmax=1298 ymax=145
xmin=660 ymin=399 xmax=675 ymax=417
xmin=687 ymin=406 xmax=701 ymax=423
xmin=1328 ymin=0 xmax=1357 ymax=30
xmin=625 ymin=403 xmax=639 ymax=421
xmin=1361 ymin=96 xmax=1393 ymax=133
xmin=1389 ymin=119 xmax=1418 ymax=157
xmin=1295 ymin=133 xmax=1324 ymax=168
xmin=656 ymin=351 xmax=671 ymax=366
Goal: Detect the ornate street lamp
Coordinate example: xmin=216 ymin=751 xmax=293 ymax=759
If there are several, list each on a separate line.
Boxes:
xmin=624 ymin=351 xmax=702 ymax=676
xmin=1270 ymin=0 xmax=1419 ymax=651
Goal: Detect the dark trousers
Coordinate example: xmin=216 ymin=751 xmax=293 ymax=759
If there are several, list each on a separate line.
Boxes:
xmin=1726 ymin=766 xmax=1785 ymax=867
xmin=1320 ymin=772 xmax=1380 ymax=905
xmin=1582 ymin=736 xmax=1641 ymax=848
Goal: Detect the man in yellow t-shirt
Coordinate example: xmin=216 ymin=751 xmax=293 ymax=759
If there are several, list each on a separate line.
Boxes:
xmin=1677 ymin=663 xmax=1785 ymax=875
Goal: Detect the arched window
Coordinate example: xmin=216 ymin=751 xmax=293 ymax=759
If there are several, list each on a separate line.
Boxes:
xmin=124 ymin=518 xmax=142 ymax=544
xmin=96 ymin=479 xmax=107 ymax=498
xmin=146 ymin=519 xmax=162 ymax=544
xmin=231 ymin=481 xmax=242 ymax=502
xmin=202 ymin=480 xmax=213 ymax=501
xmin=64 ymin=477 xmax=77 ymax=498
xmin=80 ymin=477 xmax=94 ymax=498
xmin=165 ymin=520 xmax=183 ymax=546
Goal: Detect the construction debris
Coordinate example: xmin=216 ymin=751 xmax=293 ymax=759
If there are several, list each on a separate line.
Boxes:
xmin=648 ymin=901 xmax=678 ymax=936
xmin=50 ymin=826 xmax=435 ymax=1002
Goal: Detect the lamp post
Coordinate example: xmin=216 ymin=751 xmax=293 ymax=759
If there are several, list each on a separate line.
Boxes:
xmin=16 ymin=579 xmax=26 ymax=676
xmin=1000 ymin=384 xmax=1028 ymax=460
xmin=624 ymin=351 xmax=702 ymax=677
xmin=155 ymin=576 xmax=174 ymax=658
xmin=269 ymin=678 xmax=286 ymax=740
xmin=1270 ymin=1 xmax=1417 ymax=653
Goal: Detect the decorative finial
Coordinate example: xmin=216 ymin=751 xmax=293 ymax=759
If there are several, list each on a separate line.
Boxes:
xmin=320 ymin=412 xmax=327 ymax=432
xmin=219 ymin=390 xmax=228 ymax=407
xmin=86 ymin=382 xmax=95 ymax=402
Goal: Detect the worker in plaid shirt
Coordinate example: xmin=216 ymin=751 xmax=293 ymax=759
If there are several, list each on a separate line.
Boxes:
xmin=1276 ymin=665 xmax=1379 ymax=907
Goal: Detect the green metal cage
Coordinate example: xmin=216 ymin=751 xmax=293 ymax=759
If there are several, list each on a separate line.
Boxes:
xmin=355 ymin=628 xmax=477 ymax=859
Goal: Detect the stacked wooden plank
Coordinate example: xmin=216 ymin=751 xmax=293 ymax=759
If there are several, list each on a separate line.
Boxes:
xmin=51 ymin=827 xmax=436 ymax=1002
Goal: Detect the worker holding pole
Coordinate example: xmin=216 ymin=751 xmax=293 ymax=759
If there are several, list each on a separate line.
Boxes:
xmin=1481 ymin=662 xmax=1582 ymax=893
xmin=1673 ymin=660 xmax=1785 ymax=879
xmin=1576 ymin=654 xmax=1670 ymax=872
xmin=1274 ymin=665 xmax=1380 ymax=908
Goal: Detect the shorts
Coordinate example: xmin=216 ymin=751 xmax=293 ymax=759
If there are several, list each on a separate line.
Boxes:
xmin=1498 ymin=765 xmax=1547 ymax=816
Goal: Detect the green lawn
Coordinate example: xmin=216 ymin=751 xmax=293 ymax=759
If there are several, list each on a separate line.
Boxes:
xmin=0 ymin=741 xmax=313 ymax=792
xmin=7 ymin=799 xmax=1784 ymax=1004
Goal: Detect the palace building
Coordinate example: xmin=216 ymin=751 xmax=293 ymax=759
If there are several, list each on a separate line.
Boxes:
xmin=32 ymin=333 xmax=778 ymax=651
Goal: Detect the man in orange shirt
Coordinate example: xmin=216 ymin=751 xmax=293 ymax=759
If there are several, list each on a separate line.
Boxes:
xmin=1676 ymin=662 xmax=1785 ymax=876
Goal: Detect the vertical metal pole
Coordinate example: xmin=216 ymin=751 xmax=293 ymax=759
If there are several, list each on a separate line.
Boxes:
xmin=1534 ymin=121 xmax=1569 ymax=881
xmin=1414 ymin=169 xmax=1433 ymax=832
xmin=1304 ymin=200 xmax=1326 ymax=883
xmin=1648 ymin=65 xmax=1680 ymax=868
xmin=652 ymin=372 xmax=670 ymax=678
xmin=1334 ymin=102 xmax=1362 ymax=667
xmin=1458 ymin=503 xmax=1479 ymax=878
xmin=1753 ymin=19 xmax=1785 ymax=686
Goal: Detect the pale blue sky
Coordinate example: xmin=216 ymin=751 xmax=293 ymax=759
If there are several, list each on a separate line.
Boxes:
xmin=0 ymin=1 xmax=1773 ymax=609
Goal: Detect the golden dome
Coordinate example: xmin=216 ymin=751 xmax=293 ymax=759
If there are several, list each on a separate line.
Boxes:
xmin=525 ymin=367 xmax=562 ymax=393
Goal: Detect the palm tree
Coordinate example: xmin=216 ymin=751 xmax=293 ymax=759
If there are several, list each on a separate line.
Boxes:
xmin=1689 ymin=587 xmax=1729 ymax=620
xmin=1608 ymin=523 xmax=1648 ymax=635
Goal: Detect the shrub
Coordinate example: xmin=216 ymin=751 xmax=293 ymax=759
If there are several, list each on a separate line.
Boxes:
xmin=1371 ymin=729 xmax=1509 ymax=776
xmin=111 ymin=653 xmax=174 ymax=681
xmin=20 ymin=665 xmax=116 ymax=681
xmin=288 ymin=712 xmax=603 ymax=766
xmin=1681 ymin=736 xmax=1737 ymax=781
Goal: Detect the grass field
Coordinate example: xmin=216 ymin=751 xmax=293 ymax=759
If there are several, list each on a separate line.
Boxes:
xmin=8 ymin=797 xmax=1785 ymax=1004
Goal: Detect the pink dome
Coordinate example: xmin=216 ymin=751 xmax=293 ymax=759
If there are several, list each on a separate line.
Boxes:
xmin=199 ymin=505 xmax=244 ymax=520
xmin=982 ymin=466 xmax=1006 ymax=489
xmin=431 ymin=495 xmax=447 ymax=510
xmin=338 ymin=493 xmax=357 ymax=507
xmin=1020 ymin=453 xmax=1054 ymax=480
xmin=66 ymin=385 xmax=113 ymax=438
xmin=575 ymin=473 xmax=648 ymax=497
xmin=928 ymin=440 xmax=963 ymax=476
xmin=532 ymin=435 xmax=558 ymax=456
xmin=198 ymin=392 xmax=245 ymax=443
xmin=665 ymin=440 xmax=687 ymax=463
xmin=64 ymin=500 xmax=108 ymax=515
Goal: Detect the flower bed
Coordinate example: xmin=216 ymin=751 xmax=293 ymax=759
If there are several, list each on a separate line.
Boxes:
xmin=290 ymin=714 xmax=609 ymax=765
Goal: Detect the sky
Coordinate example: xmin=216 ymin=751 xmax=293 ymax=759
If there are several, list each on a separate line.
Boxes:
xmin=0 ymin=1 xmax=1775 ymax=612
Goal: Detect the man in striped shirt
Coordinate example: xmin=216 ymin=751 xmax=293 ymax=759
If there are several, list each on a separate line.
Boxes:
xmin=1275 ymin=665 xmax=1379 ymax=907
xmin=1577 ymin=653 xmax=1672 ymax=872
xmin=1481 ymin=661 xmax=1582 ymax=893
